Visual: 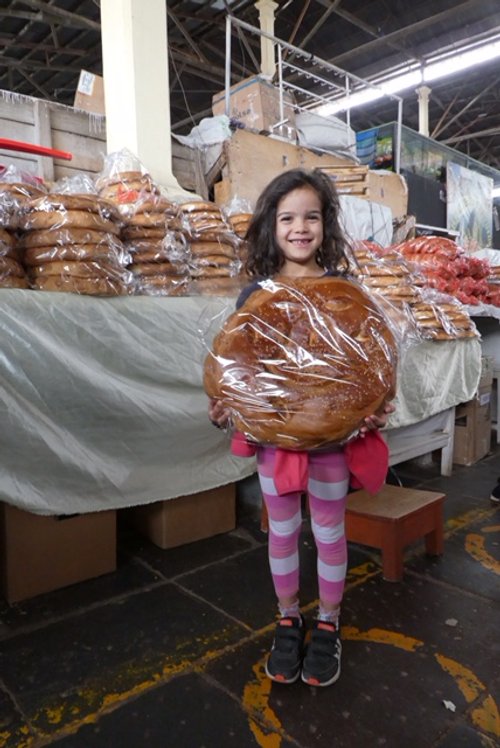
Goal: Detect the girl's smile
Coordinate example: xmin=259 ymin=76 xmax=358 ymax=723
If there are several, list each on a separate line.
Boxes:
xmin=275 ymin=186 xmax=324 ymax=277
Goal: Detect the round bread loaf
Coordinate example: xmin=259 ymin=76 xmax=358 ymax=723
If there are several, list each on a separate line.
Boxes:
xmin=179 ymin=200 xmax=218 ymax=213
xmin=20 ymin=210 xmax=120 ymax=234
xmin=191 ymin=254 xmax=234 ymax=267
xmin=95 ymin=171 xmax=150 ymax=189
xmin=190 ymin=264 xmax=233 ymax=278
xmin=130 ymin=261 xmax=185 ymax=277
xmin=190 ymin=241 xmax=236 ymax=259
xmin=0 ymin=256 xmax=26 ymax=278
xmin=134 ymin=275 xmax=189 ymax=296
xmin=24 ymin=194 xmax=122 ymax=221
xmin=0 ymin=275 xmax=29 ymax=289
xmin=132 ymin=197 xmax=177 ymax=215
xmin=204 ymin=276 xmax=397 ymax=449
xmin=0 ymin=182 xmax=46 ymax=201
xmin=127 ymin=213 xmax=168 ymax=229
xmin=122 ymin=226 xmax=166 ymax=241
xmin=23 ymin=243 xmax=127 ymax=265
xmin=28 ymin=260 xmax=125 ymax=280
xmin=20 ymin=228 xmax=121 ymax=249
xmin=0 ymin=228 xmax=14 ymax=249
xmin=31 ymin=275 xmax=128 ymax=296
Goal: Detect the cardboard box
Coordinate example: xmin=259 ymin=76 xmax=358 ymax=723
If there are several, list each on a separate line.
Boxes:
xmin=213 ymin=129 xmax=352 ymax=209
xmin=212 ymin=76 xmax=295 ymax=133
xmin=478 ymin=355 xmax=494 ymax=391
xmin=453 ymin=385 xmax=492 ymax=466
xmin=0 ymin=506 xmax=116 ymax=603
xmin=125 ymin=484 xmax=236 ymax=550
xmin=367 ymin=170 xmax=408 ymax=218
xmin=73 ymin=70 xmax=105 ymax=115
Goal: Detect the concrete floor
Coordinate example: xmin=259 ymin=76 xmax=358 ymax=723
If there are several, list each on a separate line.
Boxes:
xmin=0 ymin=445 xmax=499 ymax=748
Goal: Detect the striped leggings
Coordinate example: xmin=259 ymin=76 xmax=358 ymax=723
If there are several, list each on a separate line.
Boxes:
xmin=257 ymin=447 xmax=349 ymax=607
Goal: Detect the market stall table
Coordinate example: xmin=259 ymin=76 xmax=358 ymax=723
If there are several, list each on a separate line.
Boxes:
xmin=0 ymin=289 xmax=482 ymax=516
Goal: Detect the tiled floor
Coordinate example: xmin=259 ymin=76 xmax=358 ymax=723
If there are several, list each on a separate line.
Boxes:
xmin=0 ymin=445 xmax=499 ymax=748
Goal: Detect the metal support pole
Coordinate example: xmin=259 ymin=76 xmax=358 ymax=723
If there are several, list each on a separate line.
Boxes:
xmin=225 ymin=15 xmax=232 ymax=117
xmin=395 ymin=99 xmax=403 ymax=174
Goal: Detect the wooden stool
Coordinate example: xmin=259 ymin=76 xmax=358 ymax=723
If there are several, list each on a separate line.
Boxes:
xmin=345 ymin=484 xmax=445 ymax=581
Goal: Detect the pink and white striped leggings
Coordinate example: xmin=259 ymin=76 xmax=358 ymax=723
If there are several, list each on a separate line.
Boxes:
xmin=257 ymin=446 xmax=349 ymax=607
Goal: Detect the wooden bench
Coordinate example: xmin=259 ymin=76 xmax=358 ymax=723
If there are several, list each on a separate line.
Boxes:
xmin=345 ymin=484 xmax=445 ymax=581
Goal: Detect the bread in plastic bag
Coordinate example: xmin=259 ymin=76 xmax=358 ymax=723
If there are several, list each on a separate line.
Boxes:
xmin=204 ymin=275 xmax=398 ymax=449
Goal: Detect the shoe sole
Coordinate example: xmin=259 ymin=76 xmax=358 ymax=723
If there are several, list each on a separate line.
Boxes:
xmin=265 ymin=661 xmax=301 ymax=684
xmin=301 ymin=663 xmax=341 ymax=687
xmin=301 ymin=641 xmax=342 ymax=687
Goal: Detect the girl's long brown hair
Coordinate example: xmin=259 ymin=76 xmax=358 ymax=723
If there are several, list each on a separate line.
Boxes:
xmin=244 ymin=168 xmax=350 ymax=278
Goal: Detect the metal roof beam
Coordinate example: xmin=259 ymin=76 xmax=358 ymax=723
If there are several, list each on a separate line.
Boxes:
xmin=329 ymin=0 xmax=486 ymax=66
xmin=7 ymin=0 xmax=100 ymax=31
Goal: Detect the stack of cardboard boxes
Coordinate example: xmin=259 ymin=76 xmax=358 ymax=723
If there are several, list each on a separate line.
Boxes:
xmin=453 ymin=356 xmax=494 ymax=466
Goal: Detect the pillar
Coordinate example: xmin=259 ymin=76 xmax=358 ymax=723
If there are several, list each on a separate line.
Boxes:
xmin=255 ymin=0 xmax=278 ymax=79
xmin=416 ymin=85 xmax=432 ymax=138
xmin=100 ymin=0 xmax=188 ymax=195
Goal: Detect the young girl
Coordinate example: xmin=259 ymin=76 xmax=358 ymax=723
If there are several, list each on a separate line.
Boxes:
xmin=209 ymin=168 xmax=393 ymax=687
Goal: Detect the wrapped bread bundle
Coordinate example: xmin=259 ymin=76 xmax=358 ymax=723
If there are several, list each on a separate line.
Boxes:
xmin=352 ymin=241 xmax=423 ymax=305
xmin=411 ymin=298 xmax=479 ymax=340
xmin=95 ymin=169 xmax=160 ymax=206
xmin=177 ymin=200 xmax=243 ymax=295
xmin=0 ymin=168 xmax=47 ymax=230
xmin=227 ymin=212 xmax=252 ymax=239
xmin=121 ymin=194 xmax=183 ymax=247
xmin=127 ymin=233 xmax=190 ymax=297
xmin=0 ymin=237 xmax=29 ymax=288
xmin=18 ymin=194 xmax=131 ymax=296
xmin=204 ymin=276 xmax=398 ymax=449
xmin=119 ymin=193 xmax=190 ymax=296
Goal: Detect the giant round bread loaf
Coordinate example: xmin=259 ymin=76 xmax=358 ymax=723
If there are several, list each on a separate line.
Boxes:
xmin=203 ymin=276 xmax=397 ymax=449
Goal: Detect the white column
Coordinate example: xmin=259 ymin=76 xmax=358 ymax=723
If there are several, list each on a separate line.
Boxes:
xmin=255 ymin=0 xmax=278 ymax=79
xmin=416 ymin=85 xmax=432 ymax=138
xmin=100 ymin=0 xmax=188 ymax=195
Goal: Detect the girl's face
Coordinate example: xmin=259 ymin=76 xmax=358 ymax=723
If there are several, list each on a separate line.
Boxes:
xmin=275 ymin=186 xmax=324 ymax=277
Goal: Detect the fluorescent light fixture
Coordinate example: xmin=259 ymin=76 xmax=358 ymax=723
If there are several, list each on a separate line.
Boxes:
xmin=424 ymin=38 xmax=500 ymax=82
xmin=317 ymin=35 xmax=500 ymax=117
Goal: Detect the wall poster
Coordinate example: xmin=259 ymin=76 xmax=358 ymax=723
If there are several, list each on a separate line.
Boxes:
xmin=446 ymin=162 xmax=493 ymax=250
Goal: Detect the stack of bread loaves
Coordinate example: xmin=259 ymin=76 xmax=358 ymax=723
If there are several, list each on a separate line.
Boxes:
xmin=0 ymin=179 xmax=41 ymax=289
xmin=226 ymin=211 xmax=253 ymax=281
xmin=178 ymin=199 xmax=243 ymax=296
xmin=227 ymin=212 xmax=252 ymax=239
xmin=18 ymin=194 xmax=131 ymax=295
xmin=410 ymin=300 xmax=478 ymax=340
xmin=96 ymin=170 xmax=190 ymax=295
xmin=179 ymin=200 xmax=239 ymax=295
xmin=352 ymin=242 xmax=422 ymax=305
xmin=0 ymin=228 xmax=29 ymax=289
xmin=352 ymin=241 xmax=477 ymax=340
xmin=124 ymin=195 xmax=190 ymax=296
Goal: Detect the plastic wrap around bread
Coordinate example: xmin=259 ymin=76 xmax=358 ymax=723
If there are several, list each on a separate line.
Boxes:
xmin=204 ymin=276 xmax=398 ymax=449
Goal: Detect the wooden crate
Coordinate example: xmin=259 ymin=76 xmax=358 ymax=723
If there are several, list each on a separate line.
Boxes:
xmin=317 ymin=164 xmax=370 ymax=197
xmin=0 ymin=94 xmax=106 ymax=182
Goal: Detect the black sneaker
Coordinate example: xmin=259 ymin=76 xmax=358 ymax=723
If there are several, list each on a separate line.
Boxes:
xmin=301 ymin=619 xmax=341 ymax=687
xmin=491 ymin=479 xmax=500 ymax=504
xmin=265 ymin=615 xmax=305 ymax=684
